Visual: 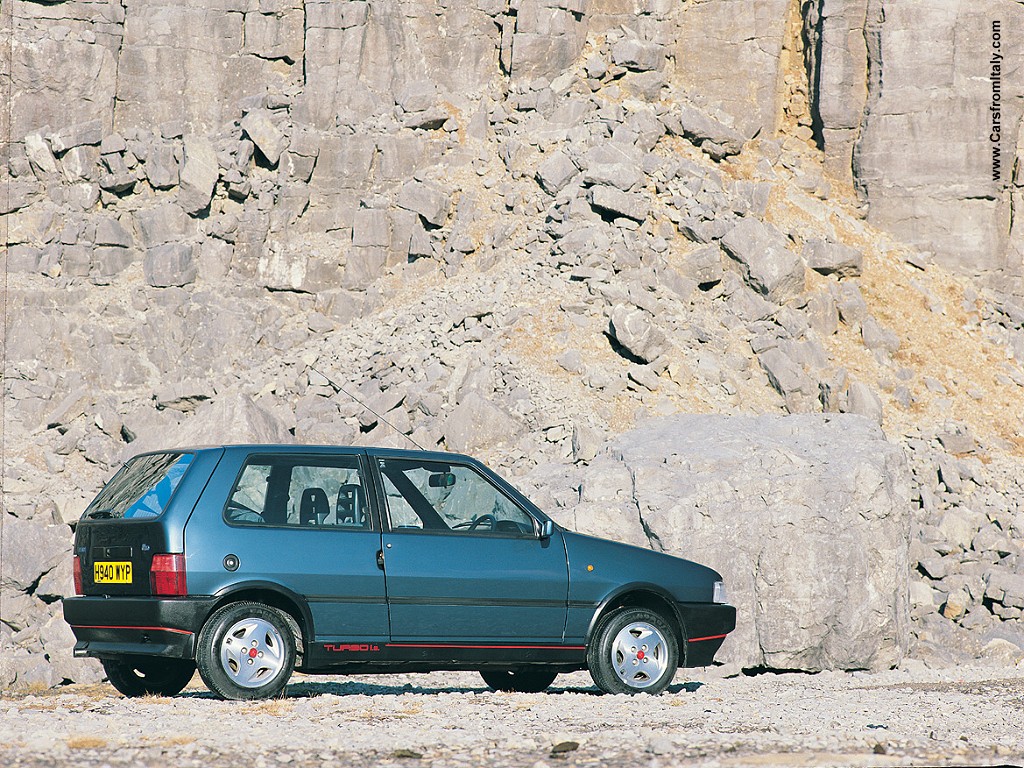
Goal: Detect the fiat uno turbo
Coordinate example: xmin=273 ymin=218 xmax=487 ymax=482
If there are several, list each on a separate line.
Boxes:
xmin=63 ymin=445 xmax=736 ymax=699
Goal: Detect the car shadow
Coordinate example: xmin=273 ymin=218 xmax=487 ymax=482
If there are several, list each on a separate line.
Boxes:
xmin=181 ymin=679 xmax=705 ymax=699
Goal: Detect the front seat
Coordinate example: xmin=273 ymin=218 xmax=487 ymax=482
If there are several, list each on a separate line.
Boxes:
xmin=300 ymin=487 xmax=330 ymax=525
xmin=336 ymin=483 xmax=364 ymax=527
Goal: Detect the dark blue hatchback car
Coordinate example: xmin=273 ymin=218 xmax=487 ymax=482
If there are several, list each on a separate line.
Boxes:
xmin=64 ymin=445 xmax=735 ymax=699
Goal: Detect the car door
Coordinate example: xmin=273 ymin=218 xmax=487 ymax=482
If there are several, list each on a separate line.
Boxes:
xmin=374 ymin=455 xmax=569 ymax=644
xmin=187 ymin=451 xmax=389 ymax=644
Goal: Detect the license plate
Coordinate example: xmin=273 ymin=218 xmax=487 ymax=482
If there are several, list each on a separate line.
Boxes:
xmin=94 ymin=561 xmax=133 ymax=583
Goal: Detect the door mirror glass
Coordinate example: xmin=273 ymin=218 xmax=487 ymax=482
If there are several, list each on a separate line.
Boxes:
xmin=539 ymin=520 xmax=554 ymax=540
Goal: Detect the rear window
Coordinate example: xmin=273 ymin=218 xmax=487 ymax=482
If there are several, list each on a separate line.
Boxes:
xmin=82 ymin=452 xmax=194 ymax=520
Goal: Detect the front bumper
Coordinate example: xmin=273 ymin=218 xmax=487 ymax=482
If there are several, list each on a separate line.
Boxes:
xmin=63 ymin=596 xmax=216 ymax=660
xmin=676 ymin=602 xmax=737 ymax=667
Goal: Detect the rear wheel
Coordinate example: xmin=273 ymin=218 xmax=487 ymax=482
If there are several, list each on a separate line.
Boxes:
xmin=480 ymin=668 xmax=558 ymax=693
xmin=196 ymin=602 xmax=296 ymax=700
xmin=101 ymin=657 xmax=196 ymax=697
xmin=588 ymin=607 xmax=678 ymax=695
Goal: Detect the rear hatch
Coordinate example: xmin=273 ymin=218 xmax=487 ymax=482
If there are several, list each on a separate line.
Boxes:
xmin=76 ymin=452 xmax=194 ymax=596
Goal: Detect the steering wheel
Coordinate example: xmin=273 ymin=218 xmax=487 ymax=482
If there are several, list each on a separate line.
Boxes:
xmin=453 ymin=514 xmax=497 ymax=531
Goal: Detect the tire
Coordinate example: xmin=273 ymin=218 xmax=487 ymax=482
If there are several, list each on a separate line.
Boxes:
xmin=196 ymin=602 xmax=296 ymax=700
xmin=101 ymin=657 xmax=196 ymax=697
xmin=481 ymin=668 xmax=558 ymax=693
xmin=587 ymin=607 xmax=679 ymax=695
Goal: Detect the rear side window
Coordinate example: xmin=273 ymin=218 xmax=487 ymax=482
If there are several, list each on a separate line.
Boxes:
xmin=83 ymin=452 xmax=195 ymax=520
xmin=225 ymin=455 xmax=370 ymax=529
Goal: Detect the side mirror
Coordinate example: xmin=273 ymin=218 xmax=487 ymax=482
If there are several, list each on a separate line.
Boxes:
xmin=539 ymin=519 xmax=554 ymax=540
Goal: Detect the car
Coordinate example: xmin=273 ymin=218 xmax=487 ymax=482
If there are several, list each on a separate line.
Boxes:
xmin=63 ymin=445 xmax=736 ymax=699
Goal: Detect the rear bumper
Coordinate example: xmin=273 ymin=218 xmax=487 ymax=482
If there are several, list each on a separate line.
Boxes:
xmin=63 ymin=596 xmax=216 ymax=660
xmin=676 ymin=602 xmax=737 ymax=667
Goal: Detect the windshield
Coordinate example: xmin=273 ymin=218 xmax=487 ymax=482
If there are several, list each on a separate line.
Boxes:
xmin=83 ymin=452 xmax=194 ymax=520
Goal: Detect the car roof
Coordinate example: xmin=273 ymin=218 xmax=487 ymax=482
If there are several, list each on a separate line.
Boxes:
xmin=134 ymin=444 xmax=478 ymax=465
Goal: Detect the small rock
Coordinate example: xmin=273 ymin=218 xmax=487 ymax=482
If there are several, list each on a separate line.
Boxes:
xmin=803 ymin=238 xmax=863 ymax=278
xmin=611 ymin=39 xmax=665 ymax=72
xmin=241 ymin=109 xmax=286 ymax=165
xmin=861 ymin=317 xmax=900 ymax=356
xmin=556 ymin=350 xmax=585 ymax=374
xmin=178 ymin=135 xmax=219 ymax=214
xmin=609 ymin=304 xmax=669 ymax=363
xmin=144 ymin=243 xmax=196 ymax=287
xmin=49 ymin=119 xmax=104 ymax=153
xmin=937 ymin=427 xmax=977 ymax=455
xmin=844 ymin=380 xmax=883 ymax=425
xmin=571 ymin=423 xmax=602 ymax=463
xmin=941 ymin=589 xmax=968 ymax=621
xmin=588 ymin=185 xmax=649 ymax=222
xmin=537 ymin=152 xmax=578 ymax=195
xmin=550 ymin=741 xmax=579 ymax=755
xmin=398 ymin=180 xmax=450 ymax=227
xmin=392 ymin=748 xmax=423 ymax=759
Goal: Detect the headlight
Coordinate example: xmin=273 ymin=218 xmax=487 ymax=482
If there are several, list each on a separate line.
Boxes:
xmin=713 ymin=581 xmax=728 ymax=604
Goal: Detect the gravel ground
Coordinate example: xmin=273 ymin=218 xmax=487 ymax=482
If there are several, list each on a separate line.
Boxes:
xmin=1 ymin=665 xmax=1023 ymax=768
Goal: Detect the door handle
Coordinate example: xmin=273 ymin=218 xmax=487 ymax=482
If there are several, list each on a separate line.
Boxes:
xmin=376 ymin=550 xmax=385 ymax=570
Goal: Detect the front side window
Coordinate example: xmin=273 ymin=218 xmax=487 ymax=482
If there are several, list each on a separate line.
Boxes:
xmin=225 ymin=455 xmax=369 ymax=529
xmin=84 ymin=452 xmax=194 ymax=520
xmin=379 ymin=459 xmax=535 ymax=536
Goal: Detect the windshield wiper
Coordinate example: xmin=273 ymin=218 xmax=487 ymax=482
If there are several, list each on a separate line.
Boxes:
xmin=87 ymin=510 xmax=114 ymax=519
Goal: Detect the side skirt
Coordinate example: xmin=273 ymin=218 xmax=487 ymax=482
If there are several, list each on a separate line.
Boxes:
xmin=303 ymin=641 xmax=588 ymax=673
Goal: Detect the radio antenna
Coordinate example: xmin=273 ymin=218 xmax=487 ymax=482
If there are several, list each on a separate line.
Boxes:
xmin=308 ymin=366 xmax=426 ymax=451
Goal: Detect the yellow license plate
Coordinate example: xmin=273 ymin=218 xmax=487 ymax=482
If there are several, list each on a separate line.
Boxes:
xmin=94 ymin=561 xmax=133 ymax=583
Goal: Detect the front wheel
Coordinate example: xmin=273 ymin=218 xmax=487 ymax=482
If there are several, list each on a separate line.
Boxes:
xmin=481 ymin=668 xmax=558 ymax=693
xmin=196 ymin=602 xmax=296 ymax=700
xmin=587 ymin=607 xmax=679 ymax=695
xmin=101 ymin=657 xmax=196 ymax=697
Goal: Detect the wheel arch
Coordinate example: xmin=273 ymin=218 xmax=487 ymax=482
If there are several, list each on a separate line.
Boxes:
xmin=208 ymin=581 xmax=313 ymax=663
xmin=586 ymin=584 xmax=686 ymax=661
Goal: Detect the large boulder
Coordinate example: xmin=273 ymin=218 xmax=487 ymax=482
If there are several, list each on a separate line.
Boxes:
xmin=442 ymin=393 xmax=520 ymax=455
xmin=524 ymin=414 xmax=911 ymax=672
xmin=721 ymin=217 xmax=805 ymax=302
xmin=126 ymin=393 xmax=293 ymax=455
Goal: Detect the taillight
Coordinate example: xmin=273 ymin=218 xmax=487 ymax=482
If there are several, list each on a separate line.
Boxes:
xmin=73 ymin=555 xmax=83 ymax=595
xmin=150 ymin=554 xmax=187 ymax=596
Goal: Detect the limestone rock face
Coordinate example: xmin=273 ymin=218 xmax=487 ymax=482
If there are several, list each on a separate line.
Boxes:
xmin=6 ymin=0 xmax=1023 ymax=281
xmin=673 ymin=0 xmax=790 ymax=139
xmin=805 ymin=0 xmax=1024 ymax=278
xmin=527 ymin=415 xmax=912 ymax=672
xmin=114 ymin=0 xmax=296 ymax=134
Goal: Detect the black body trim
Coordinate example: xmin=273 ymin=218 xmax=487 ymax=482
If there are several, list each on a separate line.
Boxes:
xmin=305 ymin=640 xmax=588 ymax=673
xmin=384 ymin=595 xmax=567 ymax=608
xmin=63 ymin=596 xmax=216 ymax=659
xmin=677 ymin=602 xmax=737 ymax=667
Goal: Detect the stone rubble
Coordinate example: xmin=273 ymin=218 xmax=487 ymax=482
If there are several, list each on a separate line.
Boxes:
xmin=1 ymin=666 xmax=1023 ymax=767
